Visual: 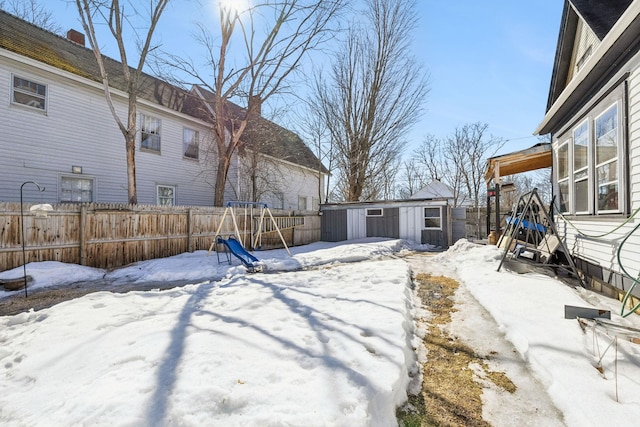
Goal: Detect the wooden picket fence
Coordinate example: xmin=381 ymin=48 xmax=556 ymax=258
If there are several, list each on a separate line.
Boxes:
xmin=0 ymin=202 xmax=320 ymax=272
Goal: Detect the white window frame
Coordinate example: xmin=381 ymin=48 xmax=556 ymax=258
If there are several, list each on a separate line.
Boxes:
xmin=11 ymin=74 xmax=47 ymax=111
xmin=572 ymin=119 xmax=591 ymax=214
xmin=556 ymin=139 xmax=570 ymax=214
xmin=424 ymin=206 xmax=442 ymax=230
xmin=141 ymin=114 xmax=161 ymax=152
xmin=157 ymin=185 xmax=175 ymax=205
xmin=183 ymin=127 xmax=199 ymax=159
xmin=60 ymin=175 xmax=94 ymax=203
xmin=366 ymin=208 xmax=383 ymax=217
xmin=594 ymin=102 xmax=621 ymax=214
xmin=554 ymin=86 xmax=626 ymax=216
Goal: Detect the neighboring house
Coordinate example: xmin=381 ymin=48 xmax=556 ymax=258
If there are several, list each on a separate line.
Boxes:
xmin=0 ymin=10 xmax=324 ymax=208
xmin=534 ymin=0 xmax=640 ymax=294
xmin=320 ymin=183 xmax=467 ymax=248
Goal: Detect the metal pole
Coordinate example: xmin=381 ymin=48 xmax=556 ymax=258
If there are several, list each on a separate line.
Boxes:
xmin=20 ymin=181 xmax=44 ymax=298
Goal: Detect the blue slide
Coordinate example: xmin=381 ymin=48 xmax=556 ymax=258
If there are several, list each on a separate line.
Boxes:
xmin=217 ymin=236 xmax=263 ymax=273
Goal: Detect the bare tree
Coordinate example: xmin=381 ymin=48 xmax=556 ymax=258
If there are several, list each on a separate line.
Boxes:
xmin=396 ymin=158 xmax=427 ymax=199
xmin=74 ymin=0 xmax=170 ymax=204
xmin=158 ymin=0 xmax=345 ymax=206
xmin=313 ymin=0 xmax=429 ymax=201
xmin=413 ymin=133 xmax=467 ymax=206
xmin=0 ymin=0 xmax=61 ymax=32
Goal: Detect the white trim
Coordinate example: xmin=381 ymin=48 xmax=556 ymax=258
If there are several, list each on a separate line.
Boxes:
xmin=535 ymin=2 xmax=640 ymax=134
xmin=423 ymin=206 xmax=442 ymax=230
xmin=156 ymin=184 xmax=176 ymax=205
xmin=366 ymin=208 xmax=383 ymax=217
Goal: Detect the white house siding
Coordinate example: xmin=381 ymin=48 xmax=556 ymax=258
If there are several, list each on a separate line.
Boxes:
xmin=555 ymin=57 xmax=640 ymax=282
xmin=0 ymin=51 xmax=226 ymax=206
xmin=568 ymin=18 xmax=599 ymax=80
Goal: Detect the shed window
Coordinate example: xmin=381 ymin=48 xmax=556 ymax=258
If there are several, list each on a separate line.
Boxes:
xmin=424 ymin=207 xmax=441 ymax=229
xmin=366 ymin=208 xmax=383 ymax=217
xmin=12 ymin=75 xmax=47 ymax=111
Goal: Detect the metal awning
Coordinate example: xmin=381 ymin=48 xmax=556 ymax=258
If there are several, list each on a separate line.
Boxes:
xmin=484 ymin=143 xmax=552 ymax=185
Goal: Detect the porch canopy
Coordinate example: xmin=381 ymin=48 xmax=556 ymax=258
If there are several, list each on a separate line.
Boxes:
xmin=484 ymin=142 xmax=552 ymax=186
xmin=484 ymin=142 xmax=552 ymax=236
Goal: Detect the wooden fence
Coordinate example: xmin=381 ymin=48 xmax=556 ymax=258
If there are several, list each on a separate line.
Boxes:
xmin=0 ymin=202 xmax=321 ymax=272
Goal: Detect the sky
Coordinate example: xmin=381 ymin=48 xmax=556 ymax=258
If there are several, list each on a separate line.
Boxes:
xmin=38 ymin=0 xmax=564 ymax=156
xmin=2 ymin=238 xmax=640 ymax=426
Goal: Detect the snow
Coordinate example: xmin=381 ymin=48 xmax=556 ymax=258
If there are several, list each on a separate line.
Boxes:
xmin=1 ymin=238 xmax=640 ymax=426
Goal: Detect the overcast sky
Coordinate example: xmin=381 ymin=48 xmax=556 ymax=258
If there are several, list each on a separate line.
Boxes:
xmin=44 ymin=0 xmax=564 ymax=156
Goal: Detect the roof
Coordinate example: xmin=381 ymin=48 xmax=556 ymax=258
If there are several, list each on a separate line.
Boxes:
xmin=410 ymin=180 xmax=454 ymax=200
xmin=571 ymin=0 xmax=633 ymax=40
xmin=537 ymin=1 xmax=640 ymax=134
xmin=484 ymin=143 xmax=552 ymax=184
xmin=193 ymin=85 xmax=327 ymax=173
xmin=0 ymin=9 xmax=324 ymax=173
xmin=0 ymin=9 xmax=192 ymax=112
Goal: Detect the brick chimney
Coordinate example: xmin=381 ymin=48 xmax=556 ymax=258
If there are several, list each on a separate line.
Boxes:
xmin=66 ymin=29 xmax=85 ymax=47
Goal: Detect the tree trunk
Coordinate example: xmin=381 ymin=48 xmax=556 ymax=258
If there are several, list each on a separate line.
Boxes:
xmin=214 ymin=154 xmax=232 ymax=206
xmin=125 ymin=131 xmax=137 ymax=204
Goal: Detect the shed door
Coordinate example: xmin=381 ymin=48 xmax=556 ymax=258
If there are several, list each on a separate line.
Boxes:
xmin=366 ymin=207 xmax=399 ymax=238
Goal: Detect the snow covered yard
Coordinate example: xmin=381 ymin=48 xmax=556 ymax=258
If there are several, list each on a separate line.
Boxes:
xmin=2 ymin=238 xmax=640 ymax=426
xmin=0 ymin=240 xmax=420 ymax=426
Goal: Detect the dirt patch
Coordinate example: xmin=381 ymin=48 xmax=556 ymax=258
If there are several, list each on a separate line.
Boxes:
xmin=0 ymin=279 xmax=202 ymax=317
xmin=398 ymin=274 xmax=516 ymax=426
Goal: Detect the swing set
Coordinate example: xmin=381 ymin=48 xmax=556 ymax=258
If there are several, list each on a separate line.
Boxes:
xmin=207 ymin=202 xmax=291 ymax=271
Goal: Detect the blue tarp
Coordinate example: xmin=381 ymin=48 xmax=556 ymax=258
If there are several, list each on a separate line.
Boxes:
xmin=505 ymin=216 xmax=547 ymax=233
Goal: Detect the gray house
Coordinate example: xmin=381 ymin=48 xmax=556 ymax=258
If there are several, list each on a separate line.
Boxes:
xmin=535 ymin=0 xmax=640 ymax=298
xmin=0 ymin=10 xmax=323 ymax=208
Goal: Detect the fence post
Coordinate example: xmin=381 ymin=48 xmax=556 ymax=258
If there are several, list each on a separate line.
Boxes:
xmin=80 ymin=205 xmax=87 ymax=265
xmin=187 ymin=208 xmax=193 ymax=252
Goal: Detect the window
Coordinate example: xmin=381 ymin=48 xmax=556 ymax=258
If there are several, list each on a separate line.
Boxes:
xmin=141 ymin=114 xmax=161 ymax=152
xmin=424 ymin=207 xmax=441 ymax=229
xmin=157 ymin=185 xmax=175 ymax=205
xmin=61 ymin=176 xmax=93 ymax=202
xmin=298 ymin=196 xmax=308 ymax=211
xmin=366 ymin=208 xmax=383 ymax=217
xmin=12 ymin=75 xmax=47 ymax=111
xmin=573 ymin=121 xmax=589 ymax=213
xmin=595 ymin=104 xmax=619 ymax=212
xmin=554 ymin=90 xmax=625 ymax=216
xmin=556 ymin=140 xmax=570 ymax=213
xmin=183 ymin=128 xmax=199 ymax=159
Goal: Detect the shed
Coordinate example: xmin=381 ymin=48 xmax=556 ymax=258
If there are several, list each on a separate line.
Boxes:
xmin=320 ymin=198 xmax=464 ymax=248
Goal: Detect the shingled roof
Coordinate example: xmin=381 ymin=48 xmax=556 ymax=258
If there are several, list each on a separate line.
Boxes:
xmin=193 ymin=85 xmax=327 ymax=173
xmin=570 ymin=0 xmax=633 ymax=40
xmin=0 ymin=9 xmax=324 ymax=173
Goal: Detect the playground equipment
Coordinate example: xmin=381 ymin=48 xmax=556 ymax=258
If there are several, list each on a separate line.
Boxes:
xmin=215 ymin=236 xmax=263 ymax=273
xmin=208 ymin=202 xmax=291 ymax=271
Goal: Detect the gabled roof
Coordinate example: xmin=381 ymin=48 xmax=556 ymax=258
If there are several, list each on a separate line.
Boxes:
xmin=571 ymin=0 xmax=633 ymax=40
xmin=536 ymin=1 xmax=640 ymax=135
xmin=410 ymin=180 xmax=454 ymax=200
xmin=0 ymin=9 xmax=325 ymax=173
xmin=193 ymin=85 xmax=327 ymax=173
xmin=545 ymin=0 xmax=633 ymax=113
